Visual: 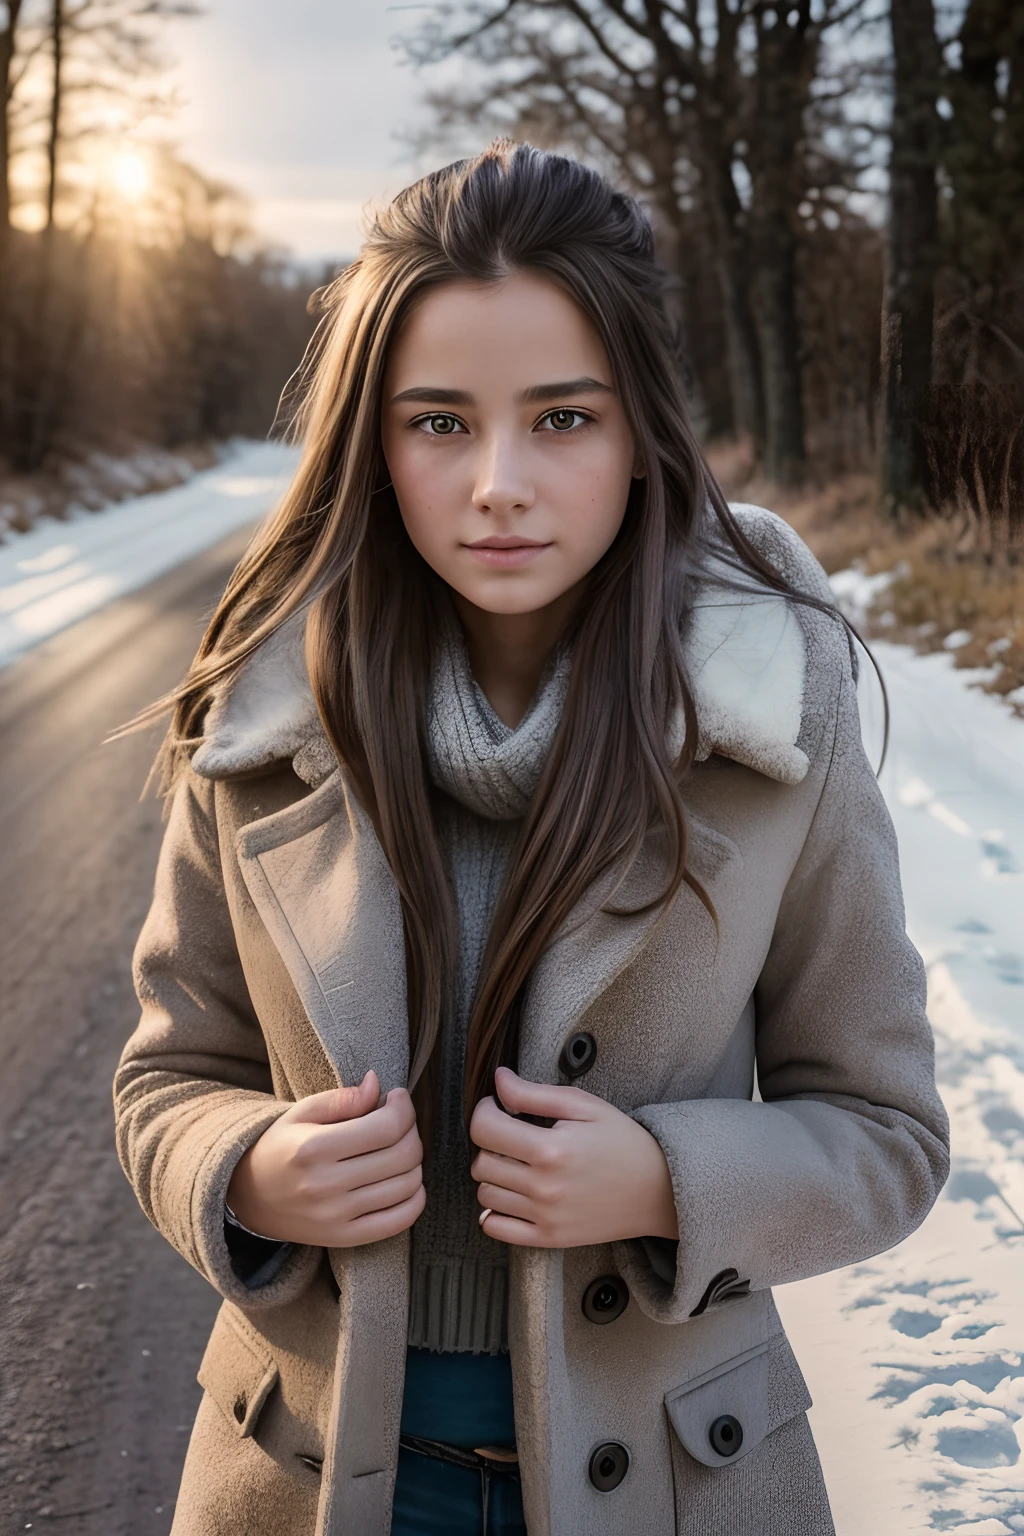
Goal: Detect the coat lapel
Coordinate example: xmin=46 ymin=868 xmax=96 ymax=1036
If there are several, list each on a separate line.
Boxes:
xmin=234 ymin=767 xmax=409 ymax=1093
xmin=234 ymin=768 xmax=412 ymax=1536
xmin=518 ymin=808 xmax=741 ymax=1081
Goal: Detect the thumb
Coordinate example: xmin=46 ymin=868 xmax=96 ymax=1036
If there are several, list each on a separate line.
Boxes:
xmin=494 ymin=1066 xmax=595 ymax=1122
xmin=290 ymin=1070 xmax=380 ymax=1126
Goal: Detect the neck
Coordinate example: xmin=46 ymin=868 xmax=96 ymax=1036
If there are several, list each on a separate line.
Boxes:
xmin=451 ymin=584 xmax=581 ymax=727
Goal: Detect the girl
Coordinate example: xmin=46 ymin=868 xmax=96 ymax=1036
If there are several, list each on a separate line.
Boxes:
xmin=116 ymin=140 xmax=949 ymax=1536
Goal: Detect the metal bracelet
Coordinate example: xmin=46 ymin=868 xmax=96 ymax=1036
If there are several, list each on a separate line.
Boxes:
xmin=224 ymin=1200 xmax=281 ymax=1244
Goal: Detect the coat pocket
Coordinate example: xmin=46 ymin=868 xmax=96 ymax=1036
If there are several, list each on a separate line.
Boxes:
xmin=197 ymin=1305 xmax=280 ymax=1439
xmin=664 ymin=1331 xmax=811 ymax=1468
xmin=665 ymin=1333 xmax=825 ymax=1536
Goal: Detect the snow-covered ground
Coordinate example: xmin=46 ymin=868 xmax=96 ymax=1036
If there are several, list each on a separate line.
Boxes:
xmin=0 ymin=439 xmax=299 ymax=668
xmin=777 ymin=617 xmax=1024 ymax=1535
xmin=2 ymin=466 xmax=1020 ymax=1529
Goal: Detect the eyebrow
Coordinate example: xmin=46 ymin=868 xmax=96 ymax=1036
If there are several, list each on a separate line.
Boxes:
xmin=389 ymin=376 xmax=614 ymax=406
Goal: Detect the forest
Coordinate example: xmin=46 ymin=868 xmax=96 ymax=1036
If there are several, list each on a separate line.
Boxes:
xmin=0 ymin=0 xmax=318 ymax=523
xmin=404 ymin=0 xmax=1023 ymax=536
xmin=1 ymin=1 xmax=1021 ymax=562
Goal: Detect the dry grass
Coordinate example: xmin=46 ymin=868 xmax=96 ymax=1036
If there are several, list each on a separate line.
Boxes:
xmin=707 ymin=440 xmax=1024 ymax=718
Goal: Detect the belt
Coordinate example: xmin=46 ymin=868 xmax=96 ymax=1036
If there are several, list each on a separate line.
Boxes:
xmin=398 ymin=1433 xmax=520 ymax=1476
xmin=399 ymin=1433 xmax=520 ymax=1535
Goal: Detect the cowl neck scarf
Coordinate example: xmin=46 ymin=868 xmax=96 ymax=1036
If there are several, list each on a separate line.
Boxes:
xmin=425 ymin=612 xmax=570 ymax=822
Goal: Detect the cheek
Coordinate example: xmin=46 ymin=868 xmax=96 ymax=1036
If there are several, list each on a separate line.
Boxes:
xmin=551 ymin=449 xmax=633 ymax=567
xmin=385 ymin=441 xmax=462 ymax=559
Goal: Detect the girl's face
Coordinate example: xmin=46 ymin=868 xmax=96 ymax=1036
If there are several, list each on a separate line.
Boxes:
xmin=381 ymin=271 xmax=640 ymax=618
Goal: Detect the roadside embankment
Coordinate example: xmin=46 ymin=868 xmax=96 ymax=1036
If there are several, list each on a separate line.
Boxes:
xmin=710 ymin=442 xmax=1024 ymax=719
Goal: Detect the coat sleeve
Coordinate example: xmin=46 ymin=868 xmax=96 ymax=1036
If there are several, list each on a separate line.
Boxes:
xmin=114 ymin=767 xmax=321 ymax=1310
xmin=613 ymin=650 xmax=950 ymax=1325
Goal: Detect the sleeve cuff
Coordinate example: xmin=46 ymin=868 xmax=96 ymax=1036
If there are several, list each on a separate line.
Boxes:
xmin=223 ymin=1215 xmax=296 ymax=1290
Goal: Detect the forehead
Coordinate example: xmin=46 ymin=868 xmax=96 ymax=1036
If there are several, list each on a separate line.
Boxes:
xmin=385 ymin=272 xmax=610 ymax=388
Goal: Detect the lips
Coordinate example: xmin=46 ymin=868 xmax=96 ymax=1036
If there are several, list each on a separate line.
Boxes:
xmin=463 ymin=537 xmax=552 ymax=568
xmin=466 ymin=537 xmax=549 ymax=550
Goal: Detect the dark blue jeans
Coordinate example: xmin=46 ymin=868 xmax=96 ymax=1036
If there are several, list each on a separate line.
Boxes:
xmin=391 ymin=1347 xmax=527 ymax=1536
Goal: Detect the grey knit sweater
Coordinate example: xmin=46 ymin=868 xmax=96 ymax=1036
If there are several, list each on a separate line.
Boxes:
xmin=407 ymin=620 xmax=569 ymax=1356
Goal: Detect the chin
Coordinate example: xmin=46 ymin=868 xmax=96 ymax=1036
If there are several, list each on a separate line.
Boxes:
xmin=462 ymin=582 xmax=564 ymax=616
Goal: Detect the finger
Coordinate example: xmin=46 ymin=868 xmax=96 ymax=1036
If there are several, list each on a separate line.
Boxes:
xmin=478 ymin=1210 xmax=542 ymax=1247
xmin=476 ymin=1182 xmax=534 ymax=1222
xmin=319 ymin=1122 xmax=424 ymax=1193
xmin=469 ymin=1096 xmax=552 ymax=1163
xmin=288 ymin=1071 xmax=380 ymax=1126
xmin=306 ymin=1089 xmax=418 ymax=1161
xmin=342 ymin=1167 xmax=424 ymax=1220
xmin=470 ymin=1149 xmax=533 ymax=1196
xmin=333 ymin=1184 xmax=426 ymax=1247
xmin=494 ymin=1066 xmax=597 ymax=1123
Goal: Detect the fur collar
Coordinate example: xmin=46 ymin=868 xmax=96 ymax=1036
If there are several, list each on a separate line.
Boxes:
xmin=190 ymin=505 xmax=824 ymax=790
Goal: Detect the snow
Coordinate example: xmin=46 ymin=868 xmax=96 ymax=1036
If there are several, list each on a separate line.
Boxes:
xmin=775 ymin=606 xmax=1024 ymax=1534
xmin=0 ymin=440 xmax=300 ymax=668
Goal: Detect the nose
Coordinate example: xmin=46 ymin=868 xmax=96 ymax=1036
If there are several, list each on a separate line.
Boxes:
xmin=471 ymin=431 xmax=535 ymax=517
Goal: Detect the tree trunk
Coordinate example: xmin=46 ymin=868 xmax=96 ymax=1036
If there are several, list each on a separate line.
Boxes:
xmin=883 ymin=0 xmax=941 ymax=511
xmin=750 ymin=4 xmax=811 ymax=487
xmin=698 ymin=133 xmax=766 ymax=451
xmin=754 ymin=207 xmax=806 ymax=485
xmin=0 ymin=0 xmax=24 ymax=232
xmin=46 ymin=0 xmax=63 ymax=229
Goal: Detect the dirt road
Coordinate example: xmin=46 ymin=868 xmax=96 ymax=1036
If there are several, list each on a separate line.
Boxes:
xmin=0 ymin=527 xmax=258 ymax=1534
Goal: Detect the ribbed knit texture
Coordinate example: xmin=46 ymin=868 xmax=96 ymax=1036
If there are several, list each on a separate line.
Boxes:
xmin=407 ymin=617 xmax=568 ymax=1355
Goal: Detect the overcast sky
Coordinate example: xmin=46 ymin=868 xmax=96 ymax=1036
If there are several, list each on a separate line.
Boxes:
xmin=166 ymin=1 xmax=468 ymax=262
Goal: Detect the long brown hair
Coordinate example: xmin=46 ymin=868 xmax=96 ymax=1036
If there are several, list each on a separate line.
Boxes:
xmin=129 ymin=139 xmax=862 ymax=1129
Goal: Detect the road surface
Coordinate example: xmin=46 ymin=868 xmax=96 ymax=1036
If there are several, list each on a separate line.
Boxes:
xmin=0 ymin=527 xmax=256 ymax=1535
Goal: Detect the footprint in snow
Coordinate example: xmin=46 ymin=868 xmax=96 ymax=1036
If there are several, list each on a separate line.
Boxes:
xmin=979 ymin=831 xmax=1020 ymax=876
xmin=946 ymin=1167 xmax=1005 ymax=1205
xmin=934 ymin=1421 xmax=1021 ymax=1468
xmin=985 ymin=950 xmax=1024 ymax=985
xmin=890 ymin=1308 xmax=944 ymax=1338
xmin=951 ymin=1321 xmax=999 ymax=1340
xmin=982 ymin=1102 xmax=1024 ymax=1145
xmin=872 ymin=1355 xmax=1024 ymax=1404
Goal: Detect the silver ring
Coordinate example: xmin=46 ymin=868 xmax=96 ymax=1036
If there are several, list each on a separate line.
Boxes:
xmin=479 ymin=1207 xmax=493 ymax=1226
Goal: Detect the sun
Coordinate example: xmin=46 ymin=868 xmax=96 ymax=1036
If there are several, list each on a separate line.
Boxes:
xmin=111 ymin=152 xmax=149 ymax=201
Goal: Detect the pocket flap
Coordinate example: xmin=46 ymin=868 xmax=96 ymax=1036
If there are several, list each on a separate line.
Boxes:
xmin=198 ymin=1307 xmax=279 ymax=1439
xmin=664 ymin=1333 xmax=811 ymax=1470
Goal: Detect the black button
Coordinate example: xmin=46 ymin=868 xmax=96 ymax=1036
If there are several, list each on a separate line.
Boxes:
xmin=582 ymin=1275 xmax=629 ymax=1325
xmin=708 ymin=1414 xmax=743 ymax=1458
xmin=588 ymin=1440 xmax=630 ymax=1492
xmin=559 ymin=1031 xmax=597 ymax=1080
xmin=233 ymin=1393 xmax=247 ymax=1424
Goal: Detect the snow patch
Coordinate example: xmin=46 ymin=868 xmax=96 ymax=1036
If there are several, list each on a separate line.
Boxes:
xmin=0 ymin=441 xmax=300 ymax=668
xmin=776 ymin=620 xmax=1024 ymax=1534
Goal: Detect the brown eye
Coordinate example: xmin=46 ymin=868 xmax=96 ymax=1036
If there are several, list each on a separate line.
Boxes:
xmin=428 ymin=414 xmax=458 ymax=434
xmin=546 ymin=408 xmax=581 ymax=431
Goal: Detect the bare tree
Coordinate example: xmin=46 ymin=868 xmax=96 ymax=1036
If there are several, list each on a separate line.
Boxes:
xmin=0 ymin=0 xmax=26 ymax=231
xmin=881 ymin=0 xmax=941 ymax=510
xmin=45 ymin=0 xmax=61 ymax=227
xmin=405 ymin=0 xmax=868 ymax=485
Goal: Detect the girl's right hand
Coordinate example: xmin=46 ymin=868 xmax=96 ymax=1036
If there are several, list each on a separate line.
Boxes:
xmin=226 ymin=1070 xmax=425 ymax=1248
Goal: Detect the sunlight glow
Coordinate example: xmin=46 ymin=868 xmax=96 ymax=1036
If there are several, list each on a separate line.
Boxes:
xmin=112 ymin=153 xmax=149 ymax=201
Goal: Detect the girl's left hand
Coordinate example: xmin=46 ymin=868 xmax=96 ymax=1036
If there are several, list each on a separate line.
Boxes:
xmin=469 ymin=1066 xmax=679 ymax=1248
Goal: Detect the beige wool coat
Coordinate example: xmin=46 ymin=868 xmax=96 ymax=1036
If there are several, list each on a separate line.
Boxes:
xmin=115 ymin=504 xmax=950 ymax=1536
